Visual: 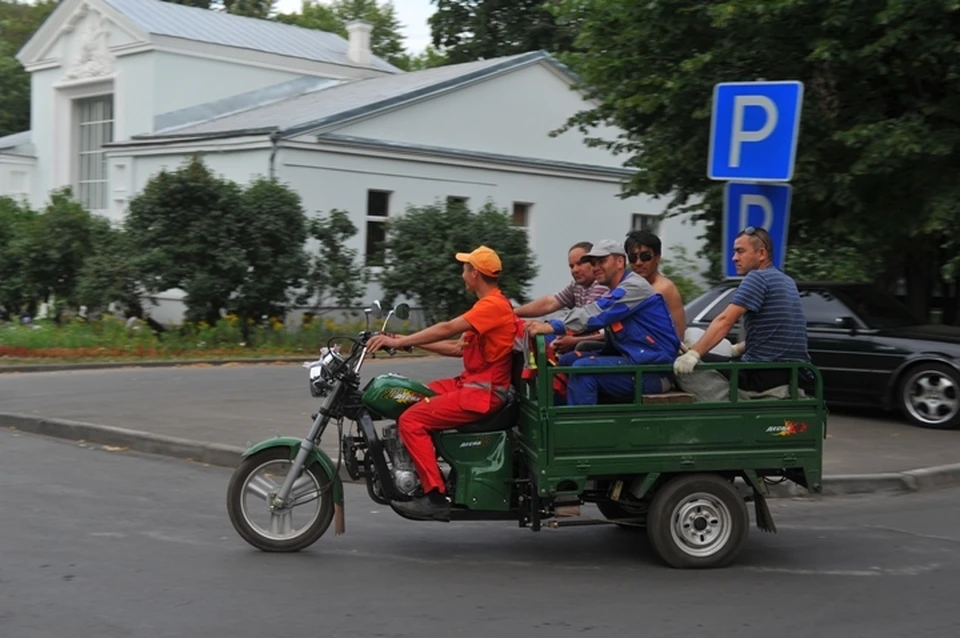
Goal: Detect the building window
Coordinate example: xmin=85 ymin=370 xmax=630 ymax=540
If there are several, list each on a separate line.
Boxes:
xmin=365 ymin=189 xmax=391 ymax=265
xmin=512 ymin=202 xmax=531 ymax=227
xmin=447 ymin=195 xmax=469 ymax=208
xmin=75 ymin=94 xmax=114 ymax=212
xmin=631 ymin=213 xmax=660 ymax=234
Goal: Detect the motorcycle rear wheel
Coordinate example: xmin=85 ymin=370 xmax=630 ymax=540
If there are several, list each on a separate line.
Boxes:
xmin=227 ymin=448 xmax=334 ymax=552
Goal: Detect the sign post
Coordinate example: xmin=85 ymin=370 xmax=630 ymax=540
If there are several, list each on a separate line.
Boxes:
xmin=708 ymin=80 xmax=803 ymax=278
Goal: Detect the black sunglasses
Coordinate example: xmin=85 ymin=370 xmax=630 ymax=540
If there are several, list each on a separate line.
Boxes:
xmin=628 ymin=250 xmax=654 ymax=264
xmin=742 ymin=226 xmax=773 ymax=251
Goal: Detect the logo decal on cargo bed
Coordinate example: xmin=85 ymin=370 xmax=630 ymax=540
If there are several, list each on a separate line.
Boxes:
xmin=766 ymin=420 xmax=808 ymax=437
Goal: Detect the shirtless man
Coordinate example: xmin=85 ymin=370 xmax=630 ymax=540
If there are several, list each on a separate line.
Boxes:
xmin=624 ymin=230 xmax=686 ymax=340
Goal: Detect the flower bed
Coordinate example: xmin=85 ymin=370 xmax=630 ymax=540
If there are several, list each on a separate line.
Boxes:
xmin=0 ymin=314 xmax=388 ymax=362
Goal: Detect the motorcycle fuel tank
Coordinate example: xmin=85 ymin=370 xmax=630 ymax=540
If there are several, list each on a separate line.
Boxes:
xmin=361 ymin=373 xmax=436 ymax=420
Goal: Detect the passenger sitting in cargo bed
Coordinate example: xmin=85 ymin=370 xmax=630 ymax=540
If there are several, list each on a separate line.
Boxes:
xmin=525 ymin=239 xmax=681 ymax=405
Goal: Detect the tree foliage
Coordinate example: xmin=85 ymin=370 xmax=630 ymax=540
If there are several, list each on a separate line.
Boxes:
xmin=305 ymin=209 xmax=369 ymax=313
xmin=0 ymin=190 xmax=107 ymax=319
xmin=552 ymin=0 xmax=960 ymax=322
xmin=125 ymin=156 xmax=308 ymax=328
xmin=379 ymin=201 xmax=538 ymax=323
xmin=276 ymin=0 xmax=407 ymax=68
xmin=429 ymin=0 xmax=577 ymax=64
xmin=0 ymin=0 xmax=58 ymax=138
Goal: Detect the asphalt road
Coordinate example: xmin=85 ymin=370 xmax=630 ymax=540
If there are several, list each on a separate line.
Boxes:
xmin=1 ymin=359 xmax=958 ymax=474
xmin=2 ymin=428 xmax=960 ymax=638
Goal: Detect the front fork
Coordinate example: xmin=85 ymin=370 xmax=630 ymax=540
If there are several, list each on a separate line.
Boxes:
xmin=271 ymin=386 xmax=340 ymax=510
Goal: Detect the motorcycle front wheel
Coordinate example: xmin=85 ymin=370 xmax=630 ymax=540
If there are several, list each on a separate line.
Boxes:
xmin=227 ymin=448 xmax=334 ymax=552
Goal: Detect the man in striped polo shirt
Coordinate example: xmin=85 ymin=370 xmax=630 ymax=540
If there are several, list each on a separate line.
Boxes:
xmin=673 ymin=226 xmax=809 ymax=392
xmin=514 ymin=241 xmax=608 ymax=355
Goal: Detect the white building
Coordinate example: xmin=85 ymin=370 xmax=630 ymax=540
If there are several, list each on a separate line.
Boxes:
xmin=2 ymin=0 xmax=708 ymax=323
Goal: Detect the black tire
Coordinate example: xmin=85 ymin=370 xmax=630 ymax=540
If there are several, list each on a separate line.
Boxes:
xmin=646 ymin=474 xmax=749 ymax=569
xmin=897 ymin=362 xmax=960 ymax=430
xmin=227 ymin=448 xmax=334 ymax=552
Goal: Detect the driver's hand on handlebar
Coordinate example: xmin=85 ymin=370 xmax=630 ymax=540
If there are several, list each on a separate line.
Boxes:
xmin=367 ymin=334 xmax=400 ymax=354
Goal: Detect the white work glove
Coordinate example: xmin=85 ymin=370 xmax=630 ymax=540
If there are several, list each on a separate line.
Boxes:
xmin=731 ymin=341 xmax=746 ymax=357
xmin=674 ymin=350 xmax=701 ymax=375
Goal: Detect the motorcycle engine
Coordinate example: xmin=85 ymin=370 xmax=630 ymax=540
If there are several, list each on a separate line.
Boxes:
xmin=381 ymin=424 xmax=421 ymax=496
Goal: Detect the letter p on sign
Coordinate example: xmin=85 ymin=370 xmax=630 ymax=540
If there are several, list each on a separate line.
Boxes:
xmin=708 ymin=81 xmax=804 ymax=182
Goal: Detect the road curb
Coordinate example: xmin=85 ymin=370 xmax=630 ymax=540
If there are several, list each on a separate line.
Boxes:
xmin=0 ymin=353 xmax=432 ymax=374
xmin=0 ymin=413 xmax=361 ymax=482
xmin=3 ymin=413 xmax=959 ymax=496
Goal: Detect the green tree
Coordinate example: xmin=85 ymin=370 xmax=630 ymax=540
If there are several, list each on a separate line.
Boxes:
xmin=276 ymin=0 xmax=407 ymax=68
xmin=428 ymin=0 xmax=578 ymax=64
xmin=305 ymin=209 xmax=369 ymax=313
xmin=17 ymin=189 xmax=105 ymax=317
xmin=379 ymin=200 xmax=537 ymax=323
xmin=75 ymin=221 xmax=152 ymax=318
xmin=394 ymin=45 xmax=448 ymax=71
xmin=125 ymin=156 xmax=309 ymax=330
xmin=0 ymin=196 xmax=38 ymax=319
xmin=0 ymin=0 xmax=58 ymax=138
xmin=552 ymin=0 xmax=960 ymax=322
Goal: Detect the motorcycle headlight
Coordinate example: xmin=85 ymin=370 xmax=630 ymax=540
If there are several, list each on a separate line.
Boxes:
xmin=308 ymin=348 xmax=345 ymax=397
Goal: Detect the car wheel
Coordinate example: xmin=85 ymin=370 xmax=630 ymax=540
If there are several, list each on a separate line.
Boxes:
xmin=898 ymin=363 xmax=960 ymax=430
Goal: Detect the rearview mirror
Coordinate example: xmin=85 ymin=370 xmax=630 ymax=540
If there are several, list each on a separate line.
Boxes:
xmin=394 ymin=303 xmax=410 ymax=321
xmin=367 ymin=300 xmax=383 ymax=318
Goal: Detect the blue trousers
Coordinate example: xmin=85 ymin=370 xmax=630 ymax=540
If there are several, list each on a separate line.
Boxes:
xmin=563 ymin=354 xmax=669 ymax=405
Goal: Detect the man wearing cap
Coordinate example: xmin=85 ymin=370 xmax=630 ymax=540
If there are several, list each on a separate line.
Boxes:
xmin=526 ymin=239 xmax=681 ymax=404
xmin=367 ymin=245 xmax=523 ymax=520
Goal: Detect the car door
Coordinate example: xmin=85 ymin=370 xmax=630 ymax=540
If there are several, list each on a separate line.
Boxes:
xmin=799 ymin=288 xmax=876 ymax=404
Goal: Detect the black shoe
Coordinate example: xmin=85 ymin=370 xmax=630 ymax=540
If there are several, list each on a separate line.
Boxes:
xmin=390 ymin=492 xmax=451 ymax=522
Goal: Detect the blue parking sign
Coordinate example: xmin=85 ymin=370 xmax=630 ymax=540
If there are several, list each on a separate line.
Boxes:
xmin=708 ymin=81 xmax=804 ymax=182
xmin=723 ymin=182 xmax=792 ymax=278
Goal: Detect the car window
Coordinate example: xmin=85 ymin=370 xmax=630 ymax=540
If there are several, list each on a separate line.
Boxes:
xmin=799 ymin=289 xmax=852 ymax=329
xmin=699 ymin=288 xmax=735 ymax=322
xmin=831 ymin=286 xmax=923 ymax=328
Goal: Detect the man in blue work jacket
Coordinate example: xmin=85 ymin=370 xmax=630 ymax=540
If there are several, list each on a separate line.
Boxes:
xmin=525 ymin=239 xmax=681 ymax=405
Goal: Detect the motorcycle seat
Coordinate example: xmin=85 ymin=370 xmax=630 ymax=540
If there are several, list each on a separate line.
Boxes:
xmin=448 ymin=390 xmax=520 ymax=434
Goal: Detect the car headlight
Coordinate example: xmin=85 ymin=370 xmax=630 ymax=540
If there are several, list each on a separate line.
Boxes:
xmin=307 ymin=348 xmax=345 ymax=397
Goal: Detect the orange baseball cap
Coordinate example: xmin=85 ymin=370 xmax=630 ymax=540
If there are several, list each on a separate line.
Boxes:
xmin=455 ymin=245 xmax=502 ymax=278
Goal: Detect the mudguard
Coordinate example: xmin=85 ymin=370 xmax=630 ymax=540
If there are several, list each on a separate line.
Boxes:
xmin=243 ymin=437 xmax=344 ymax=507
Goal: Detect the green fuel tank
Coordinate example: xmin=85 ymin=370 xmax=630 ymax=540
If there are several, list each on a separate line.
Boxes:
xmin=361 ymin=373 xmax=436 ymax=420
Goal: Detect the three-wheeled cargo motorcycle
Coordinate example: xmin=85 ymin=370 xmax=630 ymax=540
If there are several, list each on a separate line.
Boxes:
xmin=226 ymin=301 xmax=827 ymax=569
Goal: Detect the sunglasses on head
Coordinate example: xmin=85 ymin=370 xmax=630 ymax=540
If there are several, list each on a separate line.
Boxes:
xmin=742 ymin=226 xmax=773 ymax=252
xmin=628 ymin=250 xmax=654 ymax=264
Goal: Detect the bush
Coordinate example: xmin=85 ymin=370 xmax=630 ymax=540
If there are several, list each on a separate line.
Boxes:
xmin=379 ymin=200 xmax=538 ymax=323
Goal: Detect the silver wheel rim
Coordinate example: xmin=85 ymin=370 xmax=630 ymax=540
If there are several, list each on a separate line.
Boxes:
xmin=669 ymin=492 xmax=733 ymax=558
xmin=239 ymin=459 xmax=323 ymax=542
xmin=904 ymin=369 xmax=959 ymax=426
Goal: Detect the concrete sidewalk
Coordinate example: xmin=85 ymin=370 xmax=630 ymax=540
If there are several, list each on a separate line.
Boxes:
xmin=2 ymin=360 xmax=959 ymax=495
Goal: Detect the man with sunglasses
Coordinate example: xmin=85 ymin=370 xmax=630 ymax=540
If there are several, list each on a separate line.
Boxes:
xmin=625 ymin=230 xmax=686 ymax=340
xmin=673 ymin=226 xmax=809 ymax=392
xmin=525 ymin=239 xmax=681 ymax=404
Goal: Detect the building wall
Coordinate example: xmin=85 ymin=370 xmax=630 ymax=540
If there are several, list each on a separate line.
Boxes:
xmin=275 ymin=145 xmax=709 ymax=305
xmin=331 ymin=62 xmax=628 ymax=169
xmin=150 ymin=52 xmax=306 ymax=119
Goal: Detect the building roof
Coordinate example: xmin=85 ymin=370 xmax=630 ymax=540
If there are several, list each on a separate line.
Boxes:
xmin=146 ymin=50 xmax=564 ymax=139
xmin=101 ymin=0 xmax=400 ymax=73
xmin=0 ymin=131 xmax=31 ymax=151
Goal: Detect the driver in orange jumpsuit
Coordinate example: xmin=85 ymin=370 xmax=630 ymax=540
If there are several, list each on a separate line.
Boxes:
xmin=367 ymin=246 xmax=522 ymax=521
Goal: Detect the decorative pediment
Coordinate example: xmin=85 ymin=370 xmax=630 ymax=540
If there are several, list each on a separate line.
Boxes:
xmin=16 ymin=0 xmax=149 ymax=72
xmin=62 ymin=6 xmax=116 ymax=80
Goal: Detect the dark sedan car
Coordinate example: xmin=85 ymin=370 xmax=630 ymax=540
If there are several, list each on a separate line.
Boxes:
xmin=684 ymin=281 xmax=960 ymax=429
